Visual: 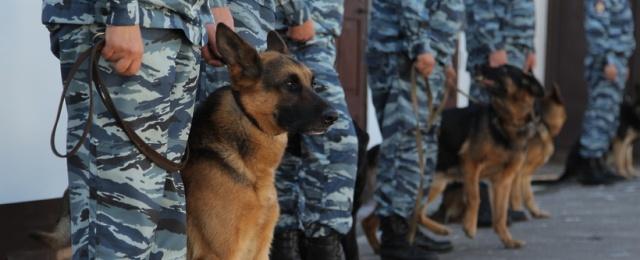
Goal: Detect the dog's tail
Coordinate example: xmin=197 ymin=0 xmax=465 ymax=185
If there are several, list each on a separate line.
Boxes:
xmin=30 ymin=189 xmax=71 ymax=249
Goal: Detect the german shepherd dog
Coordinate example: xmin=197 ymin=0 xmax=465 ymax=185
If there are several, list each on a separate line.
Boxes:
xmin=30 ymin=24 xmax=338 ymax=260
xmin=509 ymin=83 xmax=566 ymax=219
xmin=362 ymin=65 xmax=544 ymax=251
xmin=416 ymin=64 xmax=544 ymax=249
xmin=607 ymin=83 xmax=640 ymax=179
xmin=182 ymin=25 xmax=337 ymax=259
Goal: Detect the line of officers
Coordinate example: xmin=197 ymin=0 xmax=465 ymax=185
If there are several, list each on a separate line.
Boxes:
xmin=41 ymin=0 xmax=635 ymax=259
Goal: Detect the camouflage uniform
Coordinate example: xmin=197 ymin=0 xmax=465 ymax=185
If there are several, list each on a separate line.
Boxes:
xmin=580 ymin=0 xmax=636 ymax=158
xmin=368 ymin=0 xmax=464 ymax=219
xmin=273 ymin=0 xmax=359 ymax=238
xmin=197 ymin=0 xmax=278 ymax=103
xmin=465 ymin=0 xmax=536 ymax=103
xmin=43 ymin=0 xmax=215 ymax=258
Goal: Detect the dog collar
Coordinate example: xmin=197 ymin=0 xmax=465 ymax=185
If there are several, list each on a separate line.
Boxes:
xmin=232 ymin=90 xmax=264 ymax=132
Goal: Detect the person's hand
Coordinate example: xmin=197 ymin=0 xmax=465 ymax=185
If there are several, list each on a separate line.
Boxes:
xmin=101 ymin=25 xmax=144 ymax=76
xmin=604 ymin=63 xmax=618 ymax=81
xmin=445 ymin=65 xmax=457 ymax=91
xmin=489 ymin=49 xmax=508 ymax=68
xmin=203 ymin=7 xmax=235 ymax=66
xmin=415 ymin=53 xmax=436 ymax=77
xmin=524 ymin=52 xmax=536 ymax=72
xmin=287 ymin=19 xmax=315 ymax=42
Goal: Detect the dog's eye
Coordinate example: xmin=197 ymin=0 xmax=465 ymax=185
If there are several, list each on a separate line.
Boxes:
xmin=286 ymin=80 xmax=301 ymax=92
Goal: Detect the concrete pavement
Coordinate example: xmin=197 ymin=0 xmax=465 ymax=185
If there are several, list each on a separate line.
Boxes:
xmin=356 ymin=178 xmax=640 ymax=260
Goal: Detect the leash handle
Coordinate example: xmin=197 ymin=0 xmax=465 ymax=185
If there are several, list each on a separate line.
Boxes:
xmin=50 ymin=35 xmax=188 ymax=172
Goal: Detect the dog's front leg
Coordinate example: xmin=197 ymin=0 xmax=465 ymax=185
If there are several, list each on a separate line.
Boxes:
xmin=418 ymin=173 xmax=452 ymax=235
xmin=462 ymin=161 xmax=482 ymax=239
xmin=522 ymin=174 xmax=550 ymax=219
xmin=509 ymin=169 xmax=525 ymax=212
xmin=491 ymin=160 xmax=525 ymax=249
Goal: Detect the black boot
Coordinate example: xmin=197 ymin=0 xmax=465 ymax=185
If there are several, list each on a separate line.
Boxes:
xmin=414 ymin=231 xmax=453 ymax=253
xmin=573 ymin=154 xmax=617 ymax=185
xmin=379 ymin=215 xmax=439 ymax=260
xmin=301 ymin=231 xmax=344 ymax=260
xmin=562 ymin=143 xmax=622 ymax=185
xmin=508 ymin=209 xmax=529 ymax=222
xmin=270 ymin=230 xmax=303 ymax=260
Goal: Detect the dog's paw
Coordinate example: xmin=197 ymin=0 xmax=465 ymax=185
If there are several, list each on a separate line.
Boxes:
xmin=503 ymin=239 xmax=525 ymax=249
xmin=531 ymin=210 xmax=550 ymax=219
xmin=434 ymin=226 xmax=452 ymax=236
xmin=463 ymin=225 xmax=477 ymax=239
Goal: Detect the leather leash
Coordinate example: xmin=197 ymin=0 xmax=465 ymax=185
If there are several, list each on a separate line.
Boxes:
xmin=50 ymin=34 xmax=188 ymax=172
xmin=406 ymin=66 xmax=450 ymax=244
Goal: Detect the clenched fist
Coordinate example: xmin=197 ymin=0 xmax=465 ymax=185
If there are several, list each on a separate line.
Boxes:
xmin=101 ymin=25 xmax=144 ymax=76
xmin=415 ymin=53 xmax=436 ymax=78
xmin=489 ymin=50 xmax=508 ymax=68
xmin=288 ymin=19 xmax=315 ymax=42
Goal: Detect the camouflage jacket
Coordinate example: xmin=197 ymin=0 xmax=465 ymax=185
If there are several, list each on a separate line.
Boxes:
xmin=367 ymin=0 xmax=432 ymax=60
xmin=275 ymin=0 xmax=344 ymax=37
xmin=428 ymin=0 xmax=464 ymax=66
xmin=42 ymin=0 xmax=226 ymax=45
xmin=585 ymin=0 xmax=636 ymax=65
xmin=464 ymin=0 xmax=535 ymax=55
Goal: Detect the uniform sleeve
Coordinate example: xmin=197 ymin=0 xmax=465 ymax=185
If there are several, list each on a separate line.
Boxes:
xmin=399 ymin=0 xmax=432 ymax=60
xmin=510 ymin=0 xmax=536 ymax=52
xmin=585 ymin=0 xmax=617 ymax=64
xmin=209 ymin=0 xmax=227 ymax=8
xmin=277 ymin=0 xmax=311 ymax=26
xmin=468 ymin=0 xmax=506 ymax=52
xmin=106 ymin=0 xmax=139 ymax=25
xmin=432 ymin=0 xmax=464 ymax=66
xmin=611 ymin=0 xmax=636 ymax=59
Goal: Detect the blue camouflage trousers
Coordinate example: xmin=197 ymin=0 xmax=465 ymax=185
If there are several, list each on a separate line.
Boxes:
xmin=52 ymin=25 xmax=200 ymax=259
xmin=579 ymin=58 xmax=629 ymax=158
xmin=197 ymin=0 xmax=276 ymax=102
xmin=369 ymin=51 xmax=446 ymax=218
xmin=468 ymin=45 xmax=528 ymax=103
xmin=275 ymin=35 xmax=358 ymax=237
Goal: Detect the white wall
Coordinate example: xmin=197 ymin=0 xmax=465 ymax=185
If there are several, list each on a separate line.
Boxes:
xmin=0 ymin=1 xmax=68 ymax=204
xmin=457 ymin=0 xmax=549 ymax=106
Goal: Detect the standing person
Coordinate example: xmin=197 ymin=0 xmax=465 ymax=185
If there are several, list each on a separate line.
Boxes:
xmin=42 ymin=0 xmax=229 ymax=258
xmin=269 ymin=1 xmax=359 ymax=259
xmin=465 ymin=0 xmax=536 ymax=103
xmin=564 ymin=0 xmax=636 ymax=185
xmin=368 ymin=0 xmax=463 ymax=259
xmin=197 ymin=0 xmax=277 ymax=102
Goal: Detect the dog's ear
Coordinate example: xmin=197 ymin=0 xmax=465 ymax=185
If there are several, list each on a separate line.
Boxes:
xmin=549 ymin=82 xmax=564 ymax=104
xmin=267 ymin=31 xmax=288 ymax=54
xmin=521 ymin=73 xmax=545 ymax=98
xmin=216 ymin=23 xmax=262 ymax=84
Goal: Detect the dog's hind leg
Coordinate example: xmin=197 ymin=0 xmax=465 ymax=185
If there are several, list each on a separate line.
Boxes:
xmin=522 ymin=174 xmax=550 ymax=219
xmin=362 ymin=213 xmax=381 ymax=254
xmin=418 ymin=173 xmax=452 ymax=235
xmin=613 ymin=139 xmax=629 ymax=178
xmin=491 ymin=162 xmax=525 ymax=249
xmin=624 ymin=139 xmax=637 ymax=178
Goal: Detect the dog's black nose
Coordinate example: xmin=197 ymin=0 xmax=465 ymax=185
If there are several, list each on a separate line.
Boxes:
xmin=322 ymin=110 xmax=339 ymax=126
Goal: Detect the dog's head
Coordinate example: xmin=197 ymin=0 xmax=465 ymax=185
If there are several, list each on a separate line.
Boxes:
xmin=216 ymin=24 xmax=337 ymax=135
xmin=622 ymin=83 xmax=640 ymax=131
xmin=476 ymin=64 xmax=545 ymax=126
xmin=541 ymin=83 xmax=567 ymax=136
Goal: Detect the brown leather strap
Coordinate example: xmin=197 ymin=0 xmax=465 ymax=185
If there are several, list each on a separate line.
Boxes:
xmin=51 ymin=36 xmax=188 ymax=172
